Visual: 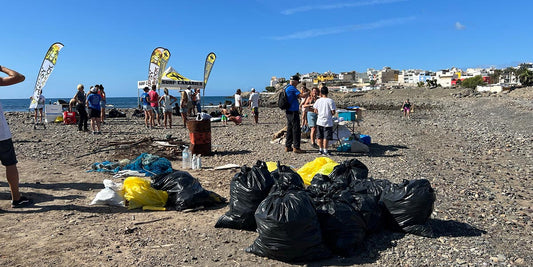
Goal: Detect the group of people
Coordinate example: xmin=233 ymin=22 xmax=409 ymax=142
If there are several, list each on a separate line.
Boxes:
xmin=141 ymin=85 xmax=203 ymax=129
xmin=284 ymin=76 xmax=337 ymax=156
xmin=71 ymin=84 xmax=106 ymax=134
xmin=216 ymin=87 xmax=260 ymax=126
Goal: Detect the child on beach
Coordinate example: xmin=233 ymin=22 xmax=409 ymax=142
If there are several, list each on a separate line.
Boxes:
xmin=219 ymin=104 xmax=228 ymax=126
xmin=313 ymin=86 xmax=336 ymax=156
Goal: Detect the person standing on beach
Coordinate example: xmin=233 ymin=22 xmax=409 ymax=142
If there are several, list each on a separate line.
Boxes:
xmin=179 ymin=90 xmax=189 ymax=128
xmin=285 ymin=75 xmax=309 ymax=153
xmin=185 ymin=85 xmax=194 ymax=117
xmin=195 ymin=88 xmax=202 ymax=114
xmin=140 ymin=87 xmax=153 ymax=128
xmin=0 ymin=65 xmax=32 ymax=208
xmin=159 ymin=88 xmax=177 ymax=129
xmin=313 ymin=86 xmax=336 ymax=156
xmin=149 ymin=85 xmax=160 ymax=126
xmin=303 ymin=86 xmax=320 ymax=148
xmin=86 ymin=86 xmax=102 ymax=134
xmin=249 ymin=88 xmax=260 ymax=124
xmin=73 ymin=84 xmax=89 ymax=131
xmin=98 ymin=84 xmax=106 ymax=124
xmin=300 ymin=82 xmax=310 ymax=127
xmin=30 ymin=90 xmax=45 ymax=124
xmin=234 ymin=89 xmax=242 ymax=115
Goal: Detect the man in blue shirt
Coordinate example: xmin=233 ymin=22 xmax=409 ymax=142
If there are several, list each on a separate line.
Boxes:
xmin=285 ymin=75 xmax=309 ymax=153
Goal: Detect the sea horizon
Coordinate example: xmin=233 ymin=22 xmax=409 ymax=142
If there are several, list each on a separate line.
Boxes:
xmin=0 ymin=96 xmax=234 ymax=112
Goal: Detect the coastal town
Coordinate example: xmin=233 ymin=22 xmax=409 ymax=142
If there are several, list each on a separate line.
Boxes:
xmin=269 ymin=62 xmax=533 ymax=93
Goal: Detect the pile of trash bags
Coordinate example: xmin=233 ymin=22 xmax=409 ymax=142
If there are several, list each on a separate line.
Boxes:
xmin=216 ymin=158 xmax=436 ymax=262
xmin=90 ymin=159 xmax=226 ymax=211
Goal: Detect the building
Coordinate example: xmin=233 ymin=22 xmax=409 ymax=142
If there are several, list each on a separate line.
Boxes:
xmin=377 ymin=67 xmax=399 ymax=84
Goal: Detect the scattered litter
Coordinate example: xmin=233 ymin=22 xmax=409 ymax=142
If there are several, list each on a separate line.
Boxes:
xmin=123 ymin=177 xmax=168 ymax=210
xmin=213 ymin=163 xmax=240 ymax=170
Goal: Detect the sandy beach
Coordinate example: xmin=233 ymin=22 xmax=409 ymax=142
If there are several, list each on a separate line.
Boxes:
xmin=0 ymin=87 xmax=531 ymax=266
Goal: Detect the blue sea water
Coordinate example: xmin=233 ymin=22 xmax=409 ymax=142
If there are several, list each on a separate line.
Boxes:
xmin=0 ymin=96 xmax=233 ymax=112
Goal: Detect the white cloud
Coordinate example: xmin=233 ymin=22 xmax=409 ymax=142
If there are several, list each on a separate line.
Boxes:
xmin=270 ymin=16 xmax=415 ymax=40
xmin=281 ymin=0 xmax=407 ymax=15
xmin=455 ymin=22 xmax=466 ymax=30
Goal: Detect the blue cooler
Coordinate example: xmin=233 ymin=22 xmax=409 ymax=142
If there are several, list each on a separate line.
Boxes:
xmin=359 ymin=134 xmax=371 ymax=145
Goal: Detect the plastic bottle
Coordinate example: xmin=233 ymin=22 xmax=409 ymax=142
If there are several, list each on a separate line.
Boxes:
xmin=197 ymin=154 xmax=202 ymax=169
xmin=182 ymin=146 xmax=191 ymax=169
xmin=191 ymin=154 xmax=197 ymax=169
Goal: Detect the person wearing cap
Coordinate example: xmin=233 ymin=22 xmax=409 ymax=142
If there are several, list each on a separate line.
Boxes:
xmin=86 ymin=85 xmax=102 ymax=134
xmin=249 ymin=88 xmax=260 ymax=124
xmin=285 ymin=75 xmax=309 ymax=153
xmin=73 ymin=84 xmax=89 ymax=131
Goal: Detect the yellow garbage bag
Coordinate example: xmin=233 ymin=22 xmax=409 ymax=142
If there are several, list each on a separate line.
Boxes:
xmin=123 ymin=177 xmax=168 ymax=210
xmin=297 ymin=157 xmax=339 ymax=185
xmin=266 ymin=162 xmax=278 ymax=172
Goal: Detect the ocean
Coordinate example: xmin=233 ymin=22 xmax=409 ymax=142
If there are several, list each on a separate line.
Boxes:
xmin=0 ymin=96 xmax=234 ymax=112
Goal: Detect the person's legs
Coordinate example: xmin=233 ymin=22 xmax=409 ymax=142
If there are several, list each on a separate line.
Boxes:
xmin=253 ymin=108 xmax=259 ymax=124
xmin=101 ymin=107 xmax=105 ymax=123
xmin=285 ymin=112 xmax=294 ymax=150
xmin=168 ymin=112 xmax=173 ymax=128
xmin=310 ymin=126 xmax=317 ymax=146
xmin=39 ymin=108 xmax=43 ymax=123
xmin=149 ymin=110 xmax=155 ymax=127
xmin=34 ymin=109 xmax=38 ymax=123
xmin=6 ymin=164 xmax=21 ymax=201
xmin=292 ymin=112 xmax=301 ymax=149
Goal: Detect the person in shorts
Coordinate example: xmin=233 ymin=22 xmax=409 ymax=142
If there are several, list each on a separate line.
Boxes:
xmin=248 ymin=88 xmax=260 ymax=124
xmin=158 ymin=88 xmax=177 ymax=129
xmin=140 ymin=86 xmax=153 ymax=128
xmin=303 ymin=87 xmax=319 ymax=148
xmin=149 ymin=85 xmax=161 ymax=126
xmin=313 ymin=86 xmax=336 ymax=156
xmin=0 ymin=65 xmax=32 ymax=208
xmin=86 ymin=86 xmax=102 ymax=134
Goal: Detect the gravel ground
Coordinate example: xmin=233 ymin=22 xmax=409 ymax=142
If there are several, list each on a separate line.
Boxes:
xmin=0 ymin=87 xmax=531 ymax=266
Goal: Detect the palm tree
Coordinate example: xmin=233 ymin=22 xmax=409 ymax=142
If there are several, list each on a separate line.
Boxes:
xmin=518 ymin=68 xmax=533 ymax=86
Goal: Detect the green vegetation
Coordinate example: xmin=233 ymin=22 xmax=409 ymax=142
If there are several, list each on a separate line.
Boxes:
xmin=426 ymin=79 xmax=438 ymax=88
xmin=417 ymin=81 xmax=425 ymax=87
xmin=264 ymin=86 xmax=275 ymax=92
xmin=489 ymin=69 xmax=502 ymax=84
xmin=369 ymin=80 xmax=377 ymax=87
xmin=461 ymin=75 xmax=485 ymax=89
xmin=517 ymin=64 xmax=533 ymax=86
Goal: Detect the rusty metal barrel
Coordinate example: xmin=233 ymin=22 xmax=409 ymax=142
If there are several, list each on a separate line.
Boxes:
xmin=186 ymin=120 xmax=211 ymax=156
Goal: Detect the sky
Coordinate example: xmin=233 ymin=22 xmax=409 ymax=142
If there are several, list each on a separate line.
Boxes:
xmin=2 ymin=0 xmax=532 ymax=98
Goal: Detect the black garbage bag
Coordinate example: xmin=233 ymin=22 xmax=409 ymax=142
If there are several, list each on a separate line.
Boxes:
xmin=307 ymin=174 xmax=367 ymax=256
xmin=215 ymin=161 xmax=274 ymax=230
xmin=329 ymin=158 xmax=369 ymax=186
xmin=315 ymin=189 xmax=367 ymax=256
xmin=151 ymin=170 xmax=226 ymax=211
xmin=270 ymin=162 xmax=304 ymax=192
xmin=246 ymin=187 xmax=331 ymax=262
xmin=379 ymin=179 xmax=436 ymax=237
